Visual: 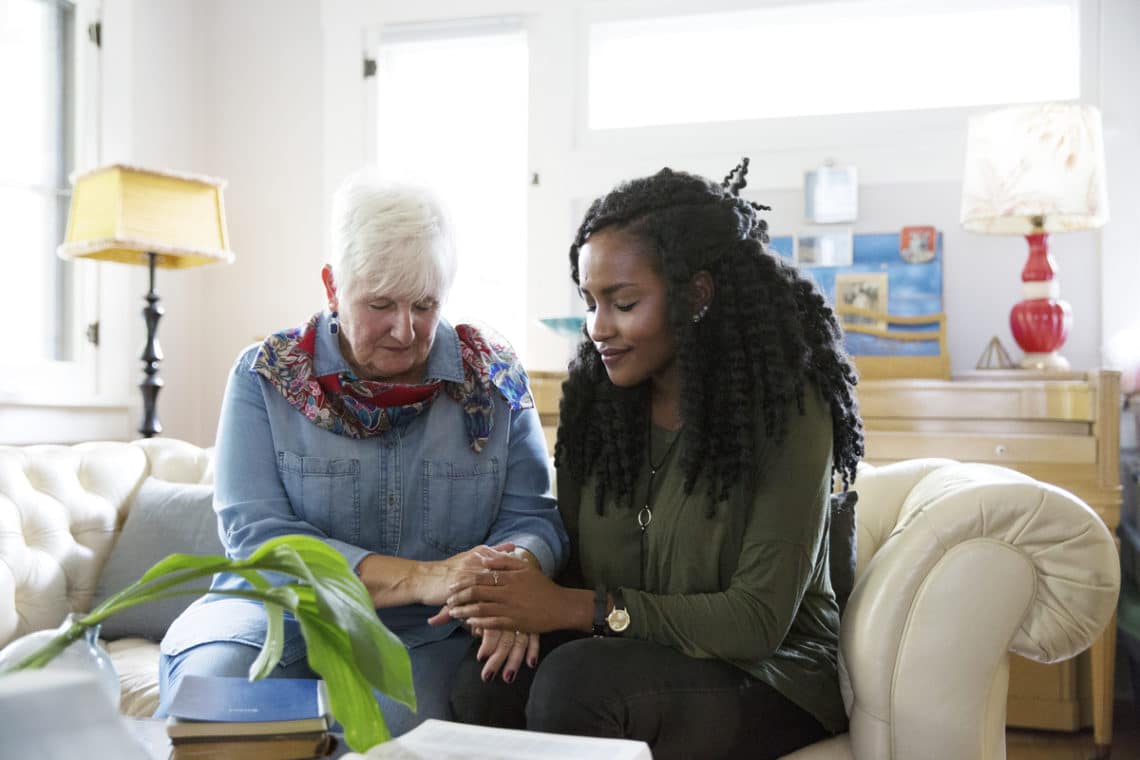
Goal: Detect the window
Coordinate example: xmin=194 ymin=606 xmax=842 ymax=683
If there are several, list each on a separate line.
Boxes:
xmin=371 ymin=20 xmax=530 ymax=355
xmin=0 ymin=0 xmax=78 ymax=369
xmin=588 ymin=0 xmax=1080 ymax=129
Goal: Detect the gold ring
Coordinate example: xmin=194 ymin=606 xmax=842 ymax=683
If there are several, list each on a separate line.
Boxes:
xmin=492 ymin=571 xmax=500 ymax=586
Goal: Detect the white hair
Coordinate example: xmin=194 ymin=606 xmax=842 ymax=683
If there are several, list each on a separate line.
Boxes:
xmin=328 ymin=169 xmax=457 ymax=303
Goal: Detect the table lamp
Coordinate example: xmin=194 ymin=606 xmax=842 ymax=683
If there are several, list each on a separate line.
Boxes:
xmin=960 ymin=103 xmax=1109 ymax=371
xmin=57 ymin=164 xmax=234 ymax=437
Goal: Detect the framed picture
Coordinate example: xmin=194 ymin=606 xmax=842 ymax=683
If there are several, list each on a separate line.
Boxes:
xmin=834 ymin=272 xmax=889 ymax=330
xmin=900 ymin=225 xmax=937 ymax=263
xmin=804 ymin=165 xmax=858 ymax=223
xmin=795 ymin=229 xmax=854 ymax=267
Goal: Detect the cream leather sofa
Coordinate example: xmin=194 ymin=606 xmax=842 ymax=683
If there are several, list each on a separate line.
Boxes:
xmin=0 ymin=439 xmax=212 ymax=716
xmin=0 ymin=441 xmax=1121 ymax=759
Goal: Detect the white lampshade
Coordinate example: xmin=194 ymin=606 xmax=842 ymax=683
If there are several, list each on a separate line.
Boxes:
xmin=960 ymin=103 xmax=1109 ymax=235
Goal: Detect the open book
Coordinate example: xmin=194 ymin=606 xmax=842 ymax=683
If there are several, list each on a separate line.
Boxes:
xmin=345 ymin=719 xmax=652 ymax=759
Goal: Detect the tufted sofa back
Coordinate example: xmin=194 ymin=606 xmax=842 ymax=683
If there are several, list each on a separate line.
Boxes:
xmin=0 ymin=439 xmax=213 ymax=647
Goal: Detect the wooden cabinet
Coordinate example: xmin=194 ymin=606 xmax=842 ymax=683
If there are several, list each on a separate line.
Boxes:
xmin=857 ymin=371 xmax=1121 ymax=530
xmin=856 ymin=370 xmax=1121 ymax=748
xmin=528 ymin=368 xmax=1123 ymax=747
xmin=530 ymin=371 xmax=566 ymax=455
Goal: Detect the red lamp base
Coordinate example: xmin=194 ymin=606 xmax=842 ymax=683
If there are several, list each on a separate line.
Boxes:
xmin=1009 ymin=232 xmax=1073 ymax=371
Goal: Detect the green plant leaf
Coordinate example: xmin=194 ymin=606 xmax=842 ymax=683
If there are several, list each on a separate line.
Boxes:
xmin=5 ymin=535 xmax=415 ymax=754
xmin=293 ymin=591 xmax=391 ymax=750
xmin=83 ymin=555 xmax=233 ymax=623
xmin=137 ymin=553 xmax=233 ymax=584
xmin=245 ymin=537 xmax=415 ymax=706
xmin=237 ymin=570 xmax=286 ymax=681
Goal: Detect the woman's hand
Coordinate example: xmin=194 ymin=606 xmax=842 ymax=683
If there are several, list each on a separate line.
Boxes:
xmin=474 ymin=629 xmax=539 ymax=683
xmin=357 ymin=543 xmax=517 ymax=608
xmin=419 ymin=543 xmax=519 ymax=606
xmin=439 ymin=552 xmax=576 ymax=633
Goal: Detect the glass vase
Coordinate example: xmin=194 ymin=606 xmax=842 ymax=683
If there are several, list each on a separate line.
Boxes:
xmin=0 ymin=613 xmax=120 ymax=710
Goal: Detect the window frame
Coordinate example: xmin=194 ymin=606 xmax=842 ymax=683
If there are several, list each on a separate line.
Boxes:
xmin=572 ymin=0 xmax=1100 ymax=160
xmin=361 ymin=15 xmax=528 ymax=166
xmin=0 ymin=0 xmax=132 ymax=443
xmin=345 ymin=0 xmax=1102 ymax=376
xmin=361 ymin=15 xmax=532 ymax=356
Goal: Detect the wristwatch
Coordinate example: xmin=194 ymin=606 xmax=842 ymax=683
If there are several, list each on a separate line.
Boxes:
xmin=606 ymin=588 xmax=631 ymax=634
xmin=593 ymin=586 xmax=631 ymax=636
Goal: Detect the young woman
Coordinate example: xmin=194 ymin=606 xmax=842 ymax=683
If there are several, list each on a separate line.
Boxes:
xmin=439 ymin=160 xmax=863 ymax=759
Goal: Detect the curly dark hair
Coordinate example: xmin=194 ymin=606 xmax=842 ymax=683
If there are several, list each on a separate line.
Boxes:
xmin=555 ymin=159 xmax=864 ymax=514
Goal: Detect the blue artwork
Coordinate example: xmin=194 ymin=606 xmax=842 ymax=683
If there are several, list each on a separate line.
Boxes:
xmin=769 ymin=232 xmax=943 ymax=357
xmin=538 ymin=233 xmax=944 ymax=360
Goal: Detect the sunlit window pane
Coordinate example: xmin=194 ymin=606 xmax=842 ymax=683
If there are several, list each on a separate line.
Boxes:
xmin=0 ymin=187 xmax=73 ymax=361
xmin=0 ymin=0 xmax=71 ymax=185
xmin=375 ymin=27 xmax=529 ymax=356
xmin=0 ymin=0 xmax=76 ymax=363
xmin=589 ymin=0 xmax=1079 ymax=129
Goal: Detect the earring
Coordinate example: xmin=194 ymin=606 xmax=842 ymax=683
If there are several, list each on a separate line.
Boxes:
xmin=329 ymin=309 xmax=339 ymax=335
xmin=691 ymin=304 xmax=709 ymax=323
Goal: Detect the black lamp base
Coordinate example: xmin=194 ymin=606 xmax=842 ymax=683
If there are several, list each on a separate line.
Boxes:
xmin=139 ymin=251 xmax=164 ymax=438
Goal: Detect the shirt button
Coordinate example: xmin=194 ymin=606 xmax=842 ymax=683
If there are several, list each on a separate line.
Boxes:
xmin=388 ymin=495 xmax=397 ymax=506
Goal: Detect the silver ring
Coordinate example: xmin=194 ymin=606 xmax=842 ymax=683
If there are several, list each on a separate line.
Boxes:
xmin=492 ymin=571 xmax=500 ymax=586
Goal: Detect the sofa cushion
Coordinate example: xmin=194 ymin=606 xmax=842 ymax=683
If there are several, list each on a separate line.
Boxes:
xmin=830 ymin=490 xmax=858 ymax=616
xmin=92 ymin=478 xmax=224 ymax=642
xmin=105 ymin=638 xmax=162 ymax=717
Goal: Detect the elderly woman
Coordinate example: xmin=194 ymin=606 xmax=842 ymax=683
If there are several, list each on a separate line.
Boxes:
xmin=157 ymin=171 xmax=568 ymax=735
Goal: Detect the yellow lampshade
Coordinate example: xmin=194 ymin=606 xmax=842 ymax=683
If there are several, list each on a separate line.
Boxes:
xmin=57 ymin=164 xmax=234 ymax=268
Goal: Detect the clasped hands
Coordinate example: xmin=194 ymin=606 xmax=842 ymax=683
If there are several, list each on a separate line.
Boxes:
xmin=428 ymin=545 xmax=565 ymax=684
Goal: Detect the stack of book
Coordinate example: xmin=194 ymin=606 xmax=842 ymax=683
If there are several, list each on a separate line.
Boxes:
xmin=165 ymin=675 xmax=336 ymax=759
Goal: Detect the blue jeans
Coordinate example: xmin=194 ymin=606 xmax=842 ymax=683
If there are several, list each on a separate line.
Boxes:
xmin=156 ymin=627 xmax=473 ymax=737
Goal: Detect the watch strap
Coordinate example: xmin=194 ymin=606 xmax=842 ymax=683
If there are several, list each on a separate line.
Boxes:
xmin=593 ymin=585 xmax=608 ymax=637
xmin=611 ymin=587 xmax=625 ymax=614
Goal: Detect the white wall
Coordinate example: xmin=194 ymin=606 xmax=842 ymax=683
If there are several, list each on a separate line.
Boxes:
xmin=116 ymin=0 xmax=203 ymax=443
xmin=191 ymin=0 xmax=327 ymax=446
xmin=106 ymin=0 xmax=1135 ymax=446
xmin=97 ymin=0 xmax=327 ymax=445
xmin=1099 ymin=0 xmax=1140 ymax=368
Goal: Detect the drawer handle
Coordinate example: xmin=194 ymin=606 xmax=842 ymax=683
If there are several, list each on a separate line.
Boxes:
xmin=994 ymin=444 xmax=1008 ymax=456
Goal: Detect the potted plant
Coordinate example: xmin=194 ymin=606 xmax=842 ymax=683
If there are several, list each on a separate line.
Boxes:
xmin=0 ymin=534 xmax=414 ymax=753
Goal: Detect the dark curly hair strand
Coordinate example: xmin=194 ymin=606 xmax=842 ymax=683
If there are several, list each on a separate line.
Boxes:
xmin=555 ymin=160 xmax=864 ymax=515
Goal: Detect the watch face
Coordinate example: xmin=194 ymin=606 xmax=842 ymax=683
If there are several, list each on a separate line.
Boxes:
xmin=607 ymin=607 xmax=631 ymax=633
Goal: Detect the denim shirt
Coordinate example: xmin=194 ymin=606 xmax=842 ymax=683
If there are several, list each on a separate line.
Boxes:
xmin=162 ymin=313 xmax=567 ymax=658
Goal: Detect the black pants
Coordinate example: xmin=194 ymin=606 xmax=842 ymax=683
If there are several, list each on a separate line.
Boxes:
xmin=449 ymin=632 xmax=830 ymax=760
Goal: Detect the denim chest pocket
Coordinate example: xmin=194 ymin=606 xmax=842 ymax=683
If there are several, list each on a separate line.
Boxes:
xmin=421 ymin=458 xmax=501 ymax=556
xmin=277 ymin=450 xmax=360 ymax=543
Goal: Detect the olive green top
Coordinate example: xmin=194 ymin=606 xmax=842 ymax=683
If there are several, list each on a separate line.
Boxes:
xmin=556 ymin=387 xmax=845 ymax=733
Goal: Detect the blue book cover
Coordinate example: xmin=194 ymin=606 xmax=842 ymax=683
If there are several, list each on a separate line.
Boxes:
xmin=168 ymin=675 xmax=329 ymax=724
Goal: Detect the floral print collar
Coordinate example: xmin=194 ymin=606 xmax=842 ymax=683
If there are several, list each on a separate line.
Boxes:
xmin=251 ymin=312 xmax=533 ymax=452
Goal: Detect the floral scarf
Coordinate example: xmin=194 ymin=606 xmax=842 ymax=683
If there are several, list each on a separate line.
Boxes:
xmin=251 ymin=313 xmax=533 ymax=452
